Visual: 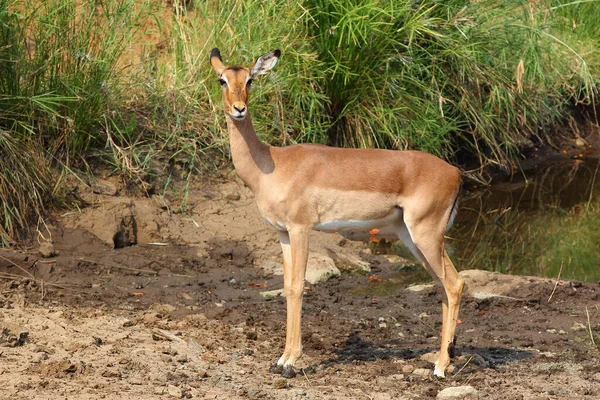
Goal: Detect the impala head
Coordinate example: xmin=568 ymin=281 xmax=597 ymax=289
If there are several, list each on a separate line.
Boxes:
xmin=210 ymin=48 xmax=280 ymax=121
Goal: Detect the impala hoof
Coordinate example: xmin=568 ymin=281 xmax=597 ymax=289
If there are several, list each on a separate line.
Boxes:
xmin=281 ymin=365 xmax=297 ymax=379
xmin=433 ymin=367 xmax=446 ymax=379
xmin=269 ymin=363 xmax=284 ymax=374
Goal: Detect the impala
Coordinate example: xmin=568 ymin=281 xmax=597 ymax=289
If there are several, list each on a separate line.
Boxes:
xmin=210 ymin=48 xmax=464 ymax=379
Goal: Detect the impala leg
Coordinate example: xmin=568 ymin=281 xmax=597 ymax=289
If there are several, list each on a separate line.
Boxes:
xmin=398 ymin=222 xmax=463 ymax=378
xmin=270 ymin=230 xmax=293 ymax=374
xmin=275 ymin=228 xmax=309 ymax=378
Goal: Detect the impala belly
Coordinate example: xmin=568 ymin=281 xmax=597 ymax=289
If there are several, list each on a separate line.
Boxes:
xmin=311 ymin=189 xmax=401 ymax=233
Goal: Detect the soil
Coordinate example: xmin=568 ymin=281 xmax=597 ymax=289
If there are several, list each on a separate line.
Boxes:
xmin=1 ymin=172 xmax=600 ymax=399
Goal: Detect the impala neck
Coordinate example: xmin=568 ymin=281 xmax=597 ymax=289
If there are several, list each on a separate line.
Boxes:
xmin=225 ymin=114 xmax=273 ymax=192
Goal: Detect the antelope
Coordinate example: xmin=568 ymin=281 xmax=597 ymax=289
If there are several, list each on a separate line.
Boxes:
xmin=210 ymin=48 xmax=464 ymax=379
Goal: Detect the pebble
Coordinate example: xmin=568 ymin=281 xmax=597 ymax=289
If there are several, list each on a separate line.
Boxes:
xmin=38 ymin=242 xmax=57 ymax=258
xmin=260 ymin=289 xmax=284 ymax=300
xmin=412 ymin=368 xmax=431 ymax=377
xmin=401 ymin=365 xmax=415 ymax=374
xmin=197 ymin=369 xmax=208 ymax=378
xmin=546 ymin=329 xmax=557 ymax=334
xmin=436 ymin=385 xmax=479 ymax=399
xmin=167 ymin=384 xmax=183 ymax=398
xmin=419 ymin=351 xmax=440 ymax=363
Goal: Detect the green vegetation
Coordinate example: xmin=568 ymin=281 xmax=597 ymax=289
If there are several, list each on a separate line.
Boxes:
xmin=452 ymin=198 xmax=600 ymax=282
xmin=0 ymin=0 xmax=599 ymax=245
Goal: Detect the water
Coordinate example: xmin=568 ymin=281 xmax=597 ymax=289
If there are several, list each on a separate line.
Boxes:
xmin=450 ymin=157 xmax=600 ymax=282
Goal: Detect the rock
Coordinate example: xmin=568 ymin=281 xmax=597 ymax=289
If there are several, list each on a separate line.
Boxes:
xmin=38 ymin=242 xmax=57 ymax=258
xmin=150 ymin=303 xmax=177 ymax=314
xmin=381 ymin=254 xmax=412 ymax=268
xmin=401 ymin=365 xmax=415 ymax=374
xmin=412 ymin=368 xmax=431 ymax=377
xmin=91 ymin=179 xmax=117 ymax=196
xmin=260 ymin=289 xmax=284 ymax=300
xmin=167 ymin=384 xmax=183 ymax=398
xmin=113 ymin=215 xmax=137 ymax=249
xmin=260 ymin=262 xmax=283 ymax=276
xmin=333 ymin=253 xmax=371 ymax=273
xmin=546 ymin=329 xmax=557 ymax=334
xmin=407 ymin=283 xmax=435 ymax=292
xmin=419 ymin=351 xmax=440 ymax=363
xmin=436 ymin=385 xmax=479 ymax=399
xmin=305 ymin=254 xmax=340 ymax=284
xmin=571 ymin=322 xmax=586 ymax=331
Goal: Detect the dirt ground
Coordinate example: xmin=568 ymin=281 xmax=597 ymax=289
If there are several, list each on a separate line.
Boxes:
xmin=1 ymin=173 xmax=600 ymax=399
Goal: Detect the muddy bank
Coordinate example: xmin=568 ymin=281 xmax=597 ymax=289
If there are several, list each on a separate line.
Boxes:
xmin=0 ymin=175 xmax=599 ymax=399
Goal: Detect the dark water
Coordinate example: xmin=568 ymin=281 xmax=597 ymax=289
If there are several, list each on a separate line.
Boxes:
xmin=451 ymin=157 xmax=600 ymax=282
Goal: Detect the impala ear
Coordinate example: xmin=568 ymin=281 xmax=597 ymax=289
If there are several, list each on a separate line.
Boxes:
xmin=250 ymin=50 xmax=280 ymax=77
xmin=210 ymin=48 xmax=226 ymax=75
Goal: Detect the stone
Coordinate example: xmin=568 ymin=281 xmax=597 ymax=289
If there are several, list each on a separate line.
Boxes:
xmin=401 ymin=365 xmax=415 ymax=374
xmin=260 ymin=289 xmax=284 ymax=300
xmin=305 ymin=253 xmax=340 ymax=284
xmin=333 ymin=253 xmax=371 ymax=273
xmin=38 ymin=242 xmax=57 ymax=258
xmin=436 ymin=385 xmax=479 ymax=399
xmin=412 ymin=368 xmax=431 ymax=377
xmin=167 ymin=384 xmax=183 ymax=398
xmin=91 ymin=179 xmax=117 ymax=196
xmin=419 ymin=351 xmax=440 ymax=363
xmin=407 ymin=283 xmax=435 ymax=292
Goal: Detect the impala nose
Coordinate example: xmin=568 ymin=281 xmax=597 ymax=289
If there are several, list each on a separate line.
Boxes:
xmin=231 ymin=102 xmax=247 ymax=119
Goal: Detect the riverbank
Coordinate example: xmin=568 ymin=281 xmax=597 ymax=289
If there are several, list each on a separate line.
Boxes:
xmin=1 ymin=174 xmax=599 ymax=399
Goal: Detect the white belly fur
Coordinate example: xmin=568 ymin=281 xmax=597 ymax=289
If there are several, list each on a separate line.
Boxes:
xmin=313 ymin=208 xmax=401 ymax=233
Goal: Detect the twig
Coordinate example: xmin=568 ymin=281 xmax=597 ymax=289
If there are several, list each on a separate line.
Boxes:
xmin=301 ymin=368 xmax=313 ymax=388
xmin=586 ymin=306 xmax=597 ymax=349
xmin=0 ymin=254 xmax=35 ymax=279
xmin=548 ymin=260 xmax=564 ymax=303
xmin=453 ymin=355 xmax=474 ymax=377
xmin=152 ymin=329 xmax=186 ymax=344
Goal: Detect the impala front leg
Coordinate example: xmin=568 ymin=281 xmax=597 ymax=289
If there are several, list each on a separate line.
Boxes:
xmin=271 ymin=227 xmax=309 ymax=378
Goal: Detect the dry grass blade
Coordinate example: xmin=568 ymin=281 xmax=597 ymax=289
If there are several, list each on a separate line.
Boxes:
xmin=0 ymin=253 xmax=35 ymax=279
xmin=548 ymin=260 xmax=564 ymax=303
xmin=586 ymin=306 xmax=597 ymax=349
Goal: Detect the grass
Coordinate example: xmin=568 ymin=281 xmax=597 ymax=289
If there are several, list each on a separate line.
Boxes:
xmin=0 ymin=0 xmax=599 ymax=245
xmin=452 ymin=197 xmax=600 ymax=282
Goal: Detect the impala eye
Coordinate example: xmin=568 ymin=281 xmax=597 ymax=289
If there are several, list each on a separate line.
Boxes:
xmin=218 ymin=78 xmax=227 ymax=87
xmin=246 ymin=78 xmax=253 ymax=87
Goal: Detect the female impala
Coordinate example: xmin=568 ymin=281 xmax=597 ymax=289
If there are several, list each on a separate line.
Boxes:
xmin=210 ymin=48 xmax=464 ymax=379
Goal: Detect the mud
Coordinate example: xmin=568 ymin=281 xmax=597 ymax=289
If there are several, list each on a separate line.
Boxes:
xmin=0 ymin=174 xmax=599 ymax=399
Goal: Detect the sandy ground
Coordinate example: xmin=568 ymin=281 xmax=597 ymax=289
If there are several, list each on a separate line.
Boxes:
xmin=1 ymin=173 xmax=600 ymax=399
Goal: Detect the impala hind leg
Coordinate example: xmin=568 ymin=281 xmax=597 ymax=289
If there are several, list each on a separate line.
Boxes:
xmin=270 ymin=228 xmax=309 ymax=378
xmin=398 ymin=221 xmax=464 ymax=378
